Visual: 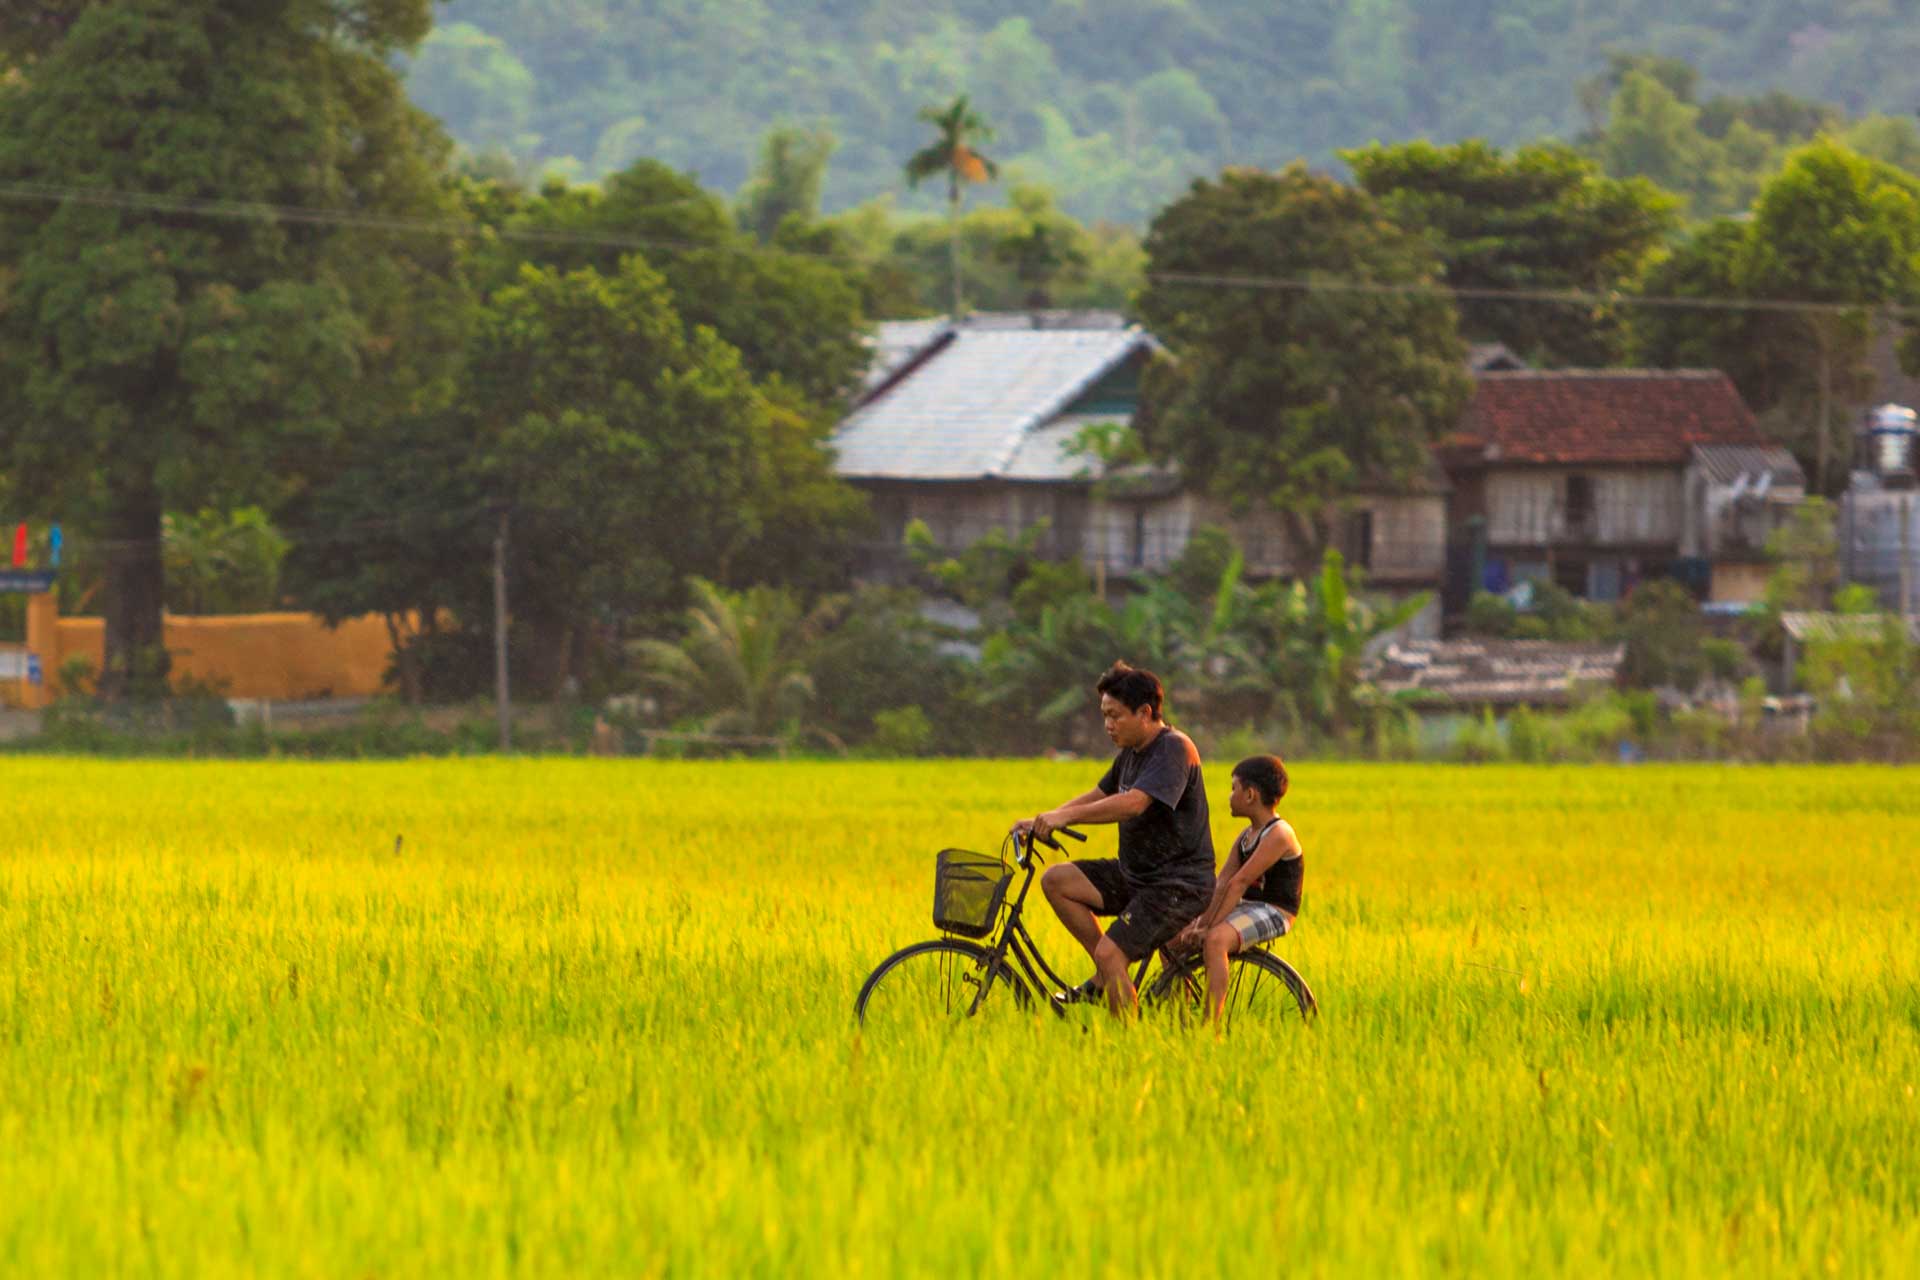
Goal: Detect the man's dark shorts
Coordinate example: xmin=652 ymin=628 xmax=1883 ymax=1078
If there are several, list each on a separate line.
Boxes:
xmin=1071 ymin=858 xmax=1210 ymax=962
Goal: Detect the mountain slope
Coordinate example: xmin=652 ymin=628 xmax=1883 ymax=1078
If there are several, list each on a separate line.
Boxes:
xmin=406 ymin=1 xmax=1920 ymax=222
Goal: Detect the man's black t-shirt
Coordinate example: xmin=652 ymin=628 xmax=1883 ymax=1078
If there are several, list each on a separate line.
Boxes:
xmin=1096 ymin=726 xmax=1214 ymax=890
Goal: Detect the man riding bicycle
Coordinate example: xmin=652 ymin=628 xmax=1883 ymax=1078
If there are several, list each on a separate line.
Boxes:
xmin=1014 ymin=661 xmax=1215 ymax=1015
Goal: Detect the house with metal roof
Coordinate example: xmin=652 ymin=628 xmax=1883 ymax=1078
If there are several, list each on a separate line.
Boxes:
xmin=1441 ymin=369 xmax=1805 ymax=611
xmin=834 ymin=314 xmax=1449 ymax=623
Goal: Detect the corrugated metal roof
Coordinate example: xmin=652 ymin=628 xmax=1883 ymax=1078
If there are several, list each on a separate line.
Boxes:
xmin=861 ymin=318 xmax=952 ymax=394
xmin=1691 ymin=443 xmax=1805 ymax=490
xmin=834 ymin=327 xmax=1153 ymax=481
xmin=1367 ymin=639 xmax=1625 ymax=706
xmin=1780 ymin=611 xmax=1920 ymax=643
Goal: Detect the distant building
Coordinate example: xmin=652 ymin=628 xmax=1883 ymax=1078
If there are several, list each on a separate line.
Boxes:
xmin=1441 ymin=370 xmax=1803 ymax=612
xmin=1367 ymin=638 xmax=1625 ymax=707
xmin=835 ymin=313 xmax=1448 ymax=633
xmin=1840 ymin=404 xmax=1920 ymax=613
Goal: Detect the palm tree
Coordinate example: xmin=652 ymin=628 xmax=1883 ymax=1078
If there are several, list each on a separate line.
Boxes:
xmin=629 ymin=579 xmax=845 ymax=741
xmin=904 ymin=95 xmax=999 ymax=317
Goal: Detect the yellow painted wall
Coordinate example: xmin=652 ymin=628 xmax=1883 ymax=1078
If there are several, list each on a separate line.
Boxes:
xmin=1710 ymin=561 xmax=1771 ymax=605
xmin=19 ymin=594 xmax=398 ymax=707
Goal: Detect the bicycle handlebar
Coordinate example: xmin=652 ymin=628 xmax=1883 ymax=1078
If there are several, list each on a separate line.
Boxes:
xmin=1030 ymin=826 xmax=1087 ymax=852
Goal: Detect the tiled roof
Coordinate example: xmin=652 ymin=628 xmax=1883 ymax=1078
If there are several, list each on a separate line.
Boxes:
xmin=834 ymin=327 xmax=1154 ymax=481
xmin=1457 ymin=370 xmax=1762 ymax=466
xmin=1367 ymin=639 xmax=1625 ymax=707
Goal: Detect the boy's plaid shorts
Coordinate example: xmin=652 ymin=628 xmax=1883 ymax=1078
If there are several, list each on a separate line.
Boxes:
xmin=1223 ymin=900 xmax=1292 ymax=947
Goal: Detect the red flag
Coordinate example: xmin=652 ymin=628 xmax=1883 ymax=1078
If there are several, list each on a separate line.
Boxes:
xmin=10 ymin=524 xmax=24 ymax=568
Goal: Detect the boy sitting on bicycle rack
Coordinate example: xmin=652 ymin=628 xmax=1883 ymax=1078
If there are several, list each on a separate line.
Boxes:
xmin=1171 ymin=754 xmax=1303 ymax=1023
xmin=1015 ymin=662 xmax=1216 ymax=1016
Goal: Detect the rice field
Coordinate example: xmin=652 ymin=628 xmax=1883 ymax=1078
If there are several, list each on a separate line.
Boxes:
xmin=0 ymin=757 xmax=1915 ymax=1277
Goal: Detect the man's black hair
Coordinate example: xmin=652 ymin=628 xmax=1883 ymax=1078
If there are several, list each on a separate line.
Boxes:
xmin=1096 ymin=661 xmax=1164 ymax=719
xmin=1232 ymin=754 xmax=1289 ymax=805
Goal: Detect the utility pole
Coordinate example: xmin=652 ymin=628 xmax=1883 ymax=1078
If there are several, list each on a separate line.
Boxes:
xmin=1902 ymin=493 xmax=1914 ymax=619
xmin=492 ymin=507 xmax=512 ymax=753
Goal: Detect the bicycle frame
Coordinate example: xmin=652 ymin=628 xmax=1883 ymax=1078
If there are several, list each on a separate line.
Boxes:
xmin=966 ymin=832 xmax=1159 ymax=1017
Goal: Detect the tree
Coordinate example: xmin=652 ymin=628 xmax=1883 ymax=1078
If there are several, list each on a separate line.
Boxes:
xmin=502 ymin=161 xmax=871 ymax=406
xmin=468 ymin=258 xmax=774 ymax=694
xmin=630 ymin=579 xmax=845 ymax=739
xmin=1764 ymin=498 xmax=1841 ymax=614
xmin=162 ymin=507 xmax=289 ymax=616
xmin=1205 ymin=548 xmax=1429 ymax=742
xmin=0 ymin=0 xmax=462 ymax=697
xmin=904 ymin=95 xmax=999 ymax=317
xmin=737 ymin=126 xmax=837 ymax=243
xmin=1135 ymin=165 xmax=1471 ymax=557
xmin=279 ymin=411 xmax=493 ymax=705
xmin=990 ymin=186 xmax=1094 ymax=309
xmin=1737 ymin=141 xmax=1920 ymax=493
xmin=1637 ymin=142 xmax=1920 ymax=494
xmin=1344 ymin=140 xmax=1679 ymax=365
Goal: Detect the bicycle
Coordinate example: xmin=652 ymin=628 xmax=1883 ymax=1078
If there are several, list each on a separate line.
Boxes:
xmin=854 ymin=826 xmax=1317 ymax=1030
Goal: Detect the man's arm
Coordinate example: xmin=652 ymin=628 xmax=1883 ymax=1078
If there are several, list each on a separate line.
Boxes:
xmin=1011 ymin=787 xmax=1108 ymax=839
xmin=1032 ymin=787 xmax=1151 ymax=836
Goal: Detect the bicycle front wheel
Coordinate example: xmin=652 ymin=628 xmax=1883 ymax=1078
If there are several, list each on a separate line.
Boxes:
xmin=1142 ymin=948 xmax=1317 ymax=1028
xmin=854 ymin=939 xmax=1033 ymax=1030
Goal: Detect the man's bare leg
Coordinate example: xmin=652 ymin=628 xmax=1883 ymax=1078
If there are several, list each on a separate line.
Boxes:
xmin=1041 ymin=863 xmax=1106 ymax=958
xmin=1093 ymin=935 xmax=1136 ymax=1016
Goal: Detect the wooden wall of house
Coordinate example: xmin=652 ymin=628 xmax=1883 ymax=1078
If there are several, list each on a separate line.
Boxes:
xmin=1366 ymin=495 xmax=1447 ymax=579
xmin=1486 ymin=468 xmax=1682 ymax=546
xmin=859 ymin=479 xmax=1449 ymax=592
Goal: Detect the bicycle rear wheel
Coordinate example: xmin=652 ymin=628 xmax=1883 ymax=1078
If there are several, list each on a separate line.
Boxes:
xmin=854 ymin=938 xmax=1033 ymax=1030
xmin=1142 ymin=948 xmax=1317 ymax=1028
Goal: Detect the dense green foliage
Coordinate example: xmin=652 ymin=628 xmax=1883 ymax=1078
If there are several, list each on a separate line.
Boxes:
xmin=1631 ymin=141 xmax=1920 ymax=491
xmin=1345 ymin=140 xmax=1679 ymax=365
xmin=0 ymin=759 xmax=1915 ymax=1272
xmin=0 ymin=0 xmax=462 ymax=694
xmin=400 ymin=1 xmax=1920 ymax=223
xmin=1136 ymin=166 xmax=1471 ymax=548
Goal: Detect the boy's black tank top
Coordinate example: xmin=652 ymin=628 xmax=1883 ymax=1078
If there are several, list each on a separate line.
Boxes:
xmin=1240 ymin=818 xmax=1303 ymax=915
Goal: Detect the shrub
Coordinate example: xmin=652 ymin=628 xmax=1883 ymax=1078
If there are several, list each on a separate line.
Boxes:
xmin=870 ymin=706 xmax=934 ymax=757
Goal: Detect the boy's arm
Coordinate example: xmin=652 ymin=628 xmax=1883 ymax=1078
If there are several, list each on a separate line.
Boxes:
xmin=1227 ymin=824 xmax=1300 ymax=905
xmin=1188 ymin=851 xmax=1244 ymax=934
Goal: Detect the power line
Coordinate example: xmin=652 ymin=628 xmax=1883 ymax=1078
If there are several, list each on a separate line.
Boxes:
xmin=1144 ymin=271 xmax=1920 ymax=321
xmin=2 ymin=175 xmax=1917 ymax=321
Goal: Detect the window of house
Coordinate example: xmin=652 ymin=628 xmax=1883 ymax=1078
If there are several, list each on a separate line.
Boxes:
xmin=1564 ymin=474 xmax=1594 ymax=534
xmin=1346 ymin=510 xmax=1374 ymax=570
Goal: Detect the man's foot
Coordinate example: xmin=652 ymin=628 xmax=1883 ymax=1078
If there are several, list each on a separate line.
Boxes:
xmin=1050 ymin=977 xmax=1101 ymax=1008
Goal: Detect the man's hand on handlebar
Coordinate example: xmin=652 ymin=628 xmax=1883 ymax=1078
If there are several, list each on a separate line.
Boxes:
xmin=1008 ymin=814 xmax=1086 ymax=850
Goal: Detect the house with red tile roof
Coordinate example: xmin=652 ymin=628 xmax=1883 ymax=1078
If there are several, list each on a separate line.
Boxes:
xmin=1441 ymin=370 xmax=1805 ymax=611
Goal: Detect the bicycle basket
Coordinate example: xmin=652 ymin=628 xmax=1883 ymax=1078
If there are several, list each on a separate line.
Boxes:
xmin=932 ymin=849 xmax=1012 ymax=939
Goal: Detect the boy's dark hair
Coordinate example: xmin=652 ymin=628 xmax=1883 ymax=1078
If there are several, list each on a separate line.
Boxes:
xmin=1096 ymin=661 xmax=1163 ymax=718
xmin=1232 ymin=754 xmax=1289 ymax=805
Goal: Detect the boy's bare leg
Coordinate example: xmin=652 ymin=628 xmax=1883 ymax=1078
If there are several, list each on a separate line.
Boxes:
xmin=1203 ymin=923 xmax=1241 ymax=1022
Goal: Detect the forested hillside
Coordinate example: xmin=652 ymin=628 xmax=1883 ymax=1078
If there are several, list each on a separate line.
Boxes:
xmin=408 ymin=0 xmax=1920 ymax=222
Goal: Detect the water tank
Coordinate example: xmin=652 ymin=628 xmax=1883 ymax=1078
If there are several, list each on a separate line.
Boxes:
xmin=1866 ymin=404 xmax=1917 ymax=482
